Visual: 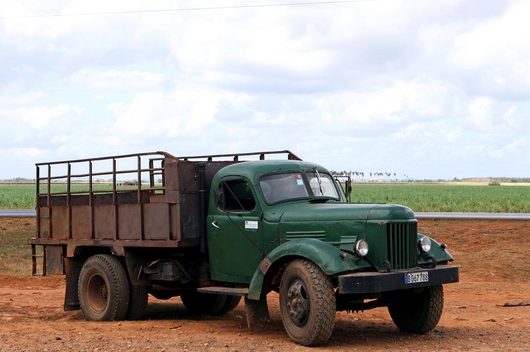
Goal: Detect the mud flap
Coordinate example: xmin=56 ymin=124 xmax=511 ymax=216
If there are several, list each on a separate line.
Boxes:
xmin=64 ymin=258 xmax=83 ymax=311
xmin=245 ymin=295 xmax=270 ymax=329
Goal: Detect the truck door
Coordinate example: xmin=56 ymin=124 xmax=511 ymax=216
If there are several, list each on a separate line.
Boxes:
xmin=207 ymin=177 xmax=263 ymax=284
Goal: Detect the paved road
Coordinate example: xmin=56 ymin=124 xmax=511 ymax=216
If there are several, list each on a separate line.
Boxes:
xmin=1 ymin=209 xmax=530 ymax=220
xmin=415 ymin=212 xmax=530 ymax=220
xmin=0 ymin=209 xmax=36 ymax=217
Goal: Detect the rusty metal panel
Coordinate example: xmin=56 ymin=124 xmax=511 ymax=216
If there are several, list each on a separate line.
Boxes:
xmin=51 ymin=206 xmax=68 ymax=240
xmin=149 ymin=194 xmax=166 ymax=203
xmin=180 ymin=193 xmax=201 ymax=241
xmin=165 ymin=158 xmax=179 ymax=191
xmin=178 ymin=162 xmax=199 ymax=193
xmin=170 ymin=203 xmax=181 ymax=241
xmin=205 ymin=162 xmax=234 ymax=185
xmin=45 ymin=245 xmax=64 ymax=275
xmin=39 ymin=207 xmax=50 ymax=239
xmin=118 ymin=204 xmax=142 ymax=240
xmin=71 ymin=206 xmax=91 ymax=240
xmin=165 ymin=190 xmax=179 ymax=203
xmin=94 ymin=205 xmax=115 ymax=240
xmin=144 ymin=203 xmax=170 ymax=240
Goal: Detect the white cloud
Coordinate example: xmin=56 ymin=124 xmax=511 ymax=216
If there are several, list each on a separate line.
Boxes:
xmin=0 ymin=104 xmax=82 ymax=129
xmin=0 ymin=147 xmax=44 ymax=159
xmin=110 ymin=86 xmax=223 ymax=138
xmin=467 ymin=96 xmax=494 ymax=128
xmin=0 ymin=0 xmax=529 ymax=178
xmin=71 ymin=68 xmax=166 ymax=92
xmin=448 ymin=0 xmax=530 ymax=97
xmin=317 ymin=79 xmax=449 ymax=133
xmin=0 ymin=91 xmax=44 ymax=105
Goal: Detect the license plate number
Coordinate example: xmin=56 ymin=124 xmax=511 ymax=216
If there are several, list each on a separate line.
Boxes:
xmin=405 ymin=272 xmax=429 ymax=284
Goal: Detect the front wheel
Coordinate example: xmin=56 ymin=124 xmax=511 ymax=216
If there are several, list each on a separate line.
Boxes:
xmin=279 ymin=259 xmax=336 ymax=346
xmin=388 ymin=285 xmax=444 ymax=334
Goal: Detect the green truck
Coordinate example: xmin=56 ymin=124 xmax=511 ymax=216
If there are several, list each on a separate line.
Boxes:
xmin=31 ymin=150 xmax=458 ymax=346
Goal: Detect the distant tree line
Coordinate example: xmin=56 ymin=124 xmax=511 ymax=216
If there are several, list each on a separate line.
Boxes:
xmin=330 ymin=172 xmax=530 ymax=183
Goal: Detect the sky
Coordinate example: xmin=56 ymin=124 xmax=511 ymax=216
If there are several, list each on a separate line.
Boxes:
xmin=0 ymin=0 xmax=529 ymax=180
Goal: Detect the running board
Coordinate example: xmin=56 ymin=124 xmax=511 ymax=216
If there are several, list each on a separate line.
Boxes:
xmin=197 ymin=286 xmax=249 ymax=296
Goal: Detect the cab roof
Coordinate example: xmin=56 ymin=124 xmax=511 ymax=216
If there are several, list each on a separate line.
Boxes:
xmin=213 ymin=160 xmax=331 ymax=184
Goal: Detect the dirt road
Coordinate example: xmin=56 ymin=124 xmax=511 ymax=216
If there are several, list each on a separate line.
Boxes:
xmin=1 ymin=219 xmax=529 ymax=351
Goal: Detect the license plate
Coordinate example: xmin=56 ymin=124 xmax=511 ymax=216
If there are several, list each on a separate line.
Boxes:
xmin=405 ymin=271 xmax=429 ymax=284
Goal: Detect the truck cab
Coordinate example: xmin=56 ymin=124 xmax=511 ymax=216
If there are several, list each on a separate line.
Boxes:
xmin=31 ymin=150 xmax=458 ymax=346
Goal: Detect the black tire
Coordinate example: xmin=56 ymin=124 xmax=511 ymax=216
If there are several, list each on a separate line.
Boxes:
xmin=217 ymin=295 xmax=242 ymax=314
xmin=279 ymin=259 xmax=336 ymax=346
xmin=127 ymin=284 xmax=148 ymax=320
xmin=388 ymin=285 xmax=444 ymax=334
xmin=180 ymin=291 xmax=228 ymax=315
xmin=78 ymin=254 xmax=130 ymax=321
xmin=150 ymin=290 xmax=174 ymax=300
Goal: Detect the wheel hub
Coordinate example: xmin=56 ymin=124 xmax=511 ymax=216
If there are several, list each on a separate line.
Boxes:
xmin=286 ymin=279 xmax=309 ymax=326
xmin=87 ymin=274 xmax=108 ymax=312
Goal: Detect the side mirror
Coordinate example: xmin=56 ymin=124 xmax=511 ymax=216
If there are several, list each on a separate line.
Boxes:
xmin=214 ymin=188 xmax=225 ymax=209
xmin=345 ymin=178 xmax=352 ymax=202
xmin=345 ymin=179 xmax=352 ymax=195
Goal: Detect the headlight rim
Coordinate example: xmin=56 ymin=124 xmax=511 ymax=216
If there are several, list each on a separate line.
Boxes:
xmin=418 ymin=235 xmax=432 ymax=253
xmin=355 ymin=239 xmax=369 ymax=257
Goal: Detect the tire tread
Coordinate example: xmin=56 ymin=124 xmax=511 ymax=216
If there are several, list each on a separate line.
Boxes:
xmin=280 ymin=259 xmax=336 ymax=346
xmin=78 ymin=254 xmax=130 ymax=321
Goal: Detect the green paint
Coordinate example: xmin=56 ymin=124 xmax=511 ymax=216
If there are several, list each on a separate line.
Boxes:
xmin=205 ymin=160 xmax=455 ymax=299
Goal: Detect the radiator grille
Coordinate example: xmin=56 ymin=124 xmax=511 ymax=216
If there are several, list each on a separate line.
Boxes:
xmin=386 ymin=222 xmax=418 ymax=269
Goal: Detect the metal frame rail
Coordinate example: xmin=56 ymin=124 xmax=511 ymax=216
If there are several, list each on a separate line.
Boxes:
xmin=30 ymin=150 xmax=300 ymax=275
xmin=35 ymin=152 xmax=167 ymax=241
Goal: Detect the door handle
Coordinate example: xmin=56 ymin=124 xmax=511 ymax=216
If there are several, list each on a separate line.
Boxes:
xmin=211 ymin=220 xmax=220 ymax=229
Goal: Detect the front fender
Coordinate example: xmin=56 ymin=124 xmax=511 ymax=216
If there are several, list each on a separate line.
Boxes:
xmin=418 ymin=233 xmax=454 ymax=265
xmin=247 ymin=238 xmax=366 ymax=300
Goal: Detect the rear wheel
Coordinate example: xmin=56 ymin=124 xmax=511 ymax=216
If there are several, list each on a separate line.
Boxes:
xmin=78 ymin=254 xmax=130 ymax=321
xmin=217 ymin=295 xmax=242 ymax=314
xmin=279 ymin=259 xmax=336 ymax=346
xmin=150 ymin=290 xmax=174 ymax=300
xmin=388 ymin=285 xmax=444 ymax=334
xmin=180 ymin=291 xmax=228 ymax=315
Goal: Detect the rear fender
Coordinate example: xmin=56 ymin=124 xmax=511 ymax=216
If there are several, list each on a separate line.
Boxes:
xmin=247 ymin=238 xmax=365 ymax=300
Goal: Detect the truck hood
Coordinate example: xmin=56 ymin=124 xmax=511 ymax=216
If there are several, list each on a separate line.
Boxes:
xmin=265 ymin=202 xmax=415 ymax=223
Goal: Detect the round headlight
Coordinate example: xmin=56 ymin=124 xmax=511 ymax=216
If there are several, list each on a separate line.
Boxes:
xmin=418 ymin=236 xmax=432 ymax=253
xmin=355 ymin=239 xmax=369 ymax=257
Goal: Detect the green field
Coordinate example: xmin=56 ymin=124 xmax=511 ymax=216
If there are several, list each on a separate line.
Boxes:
xmin=0 ymin=218 xmax=33 ymax=275
xmin=0 ymin=183 xmax=139 ymax=209
xmin=1 ymin=182 xmax=530 ymax=212
xmin=350 ymin=183 xmax=530 ymax=212
xmin=0 ymin=184 xmax=35 ymax=209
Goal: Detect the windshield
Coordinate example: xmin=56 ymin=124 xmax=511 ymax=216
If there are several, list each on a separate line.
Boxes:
xmin=305 ymin=171 xmax=340 ymax=199
xmin=260 ymin=171 xmax=339 ymax=204
xmin=260 ymin=173 xmax=309 ymax=204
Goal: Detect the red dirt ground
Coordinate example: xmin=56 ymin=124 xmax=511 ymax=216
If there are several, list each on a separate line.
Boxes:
xmin=0 ymin=218 xmax=529 ymax=351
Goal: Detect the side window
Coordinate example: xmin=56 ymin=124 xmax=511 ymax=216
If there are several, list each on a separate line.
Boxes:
xmin=219 ymin=179 xmax=256 ymax=212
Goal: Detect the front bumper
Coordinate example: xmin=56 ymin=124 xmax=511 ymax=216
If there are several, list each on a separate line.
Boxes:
xmin=337 ymin=265 xmax=459 ymax=295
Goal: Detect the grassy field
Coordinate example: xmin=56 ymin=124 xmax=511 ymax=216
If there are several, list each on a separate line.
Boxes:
xmin=1 ymin=182 xmax=530 ymax=212
xmin=0 ymin=183 xmax=138 ymax=209
xmin=0 ymin=218 xmax=33 ymax=275
xmin=0 ymin=184 xmax=35 ymax=209
xmin=350 ymin=183 xmax=530 ymax=212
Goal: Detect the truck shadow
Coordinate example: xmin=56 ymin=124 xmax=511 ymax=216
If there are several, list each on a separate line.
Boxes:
xmin=140 ymin=301 xmax=467 ymax=347
xmin=144 ymin=301 xmax=215 ymax=320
